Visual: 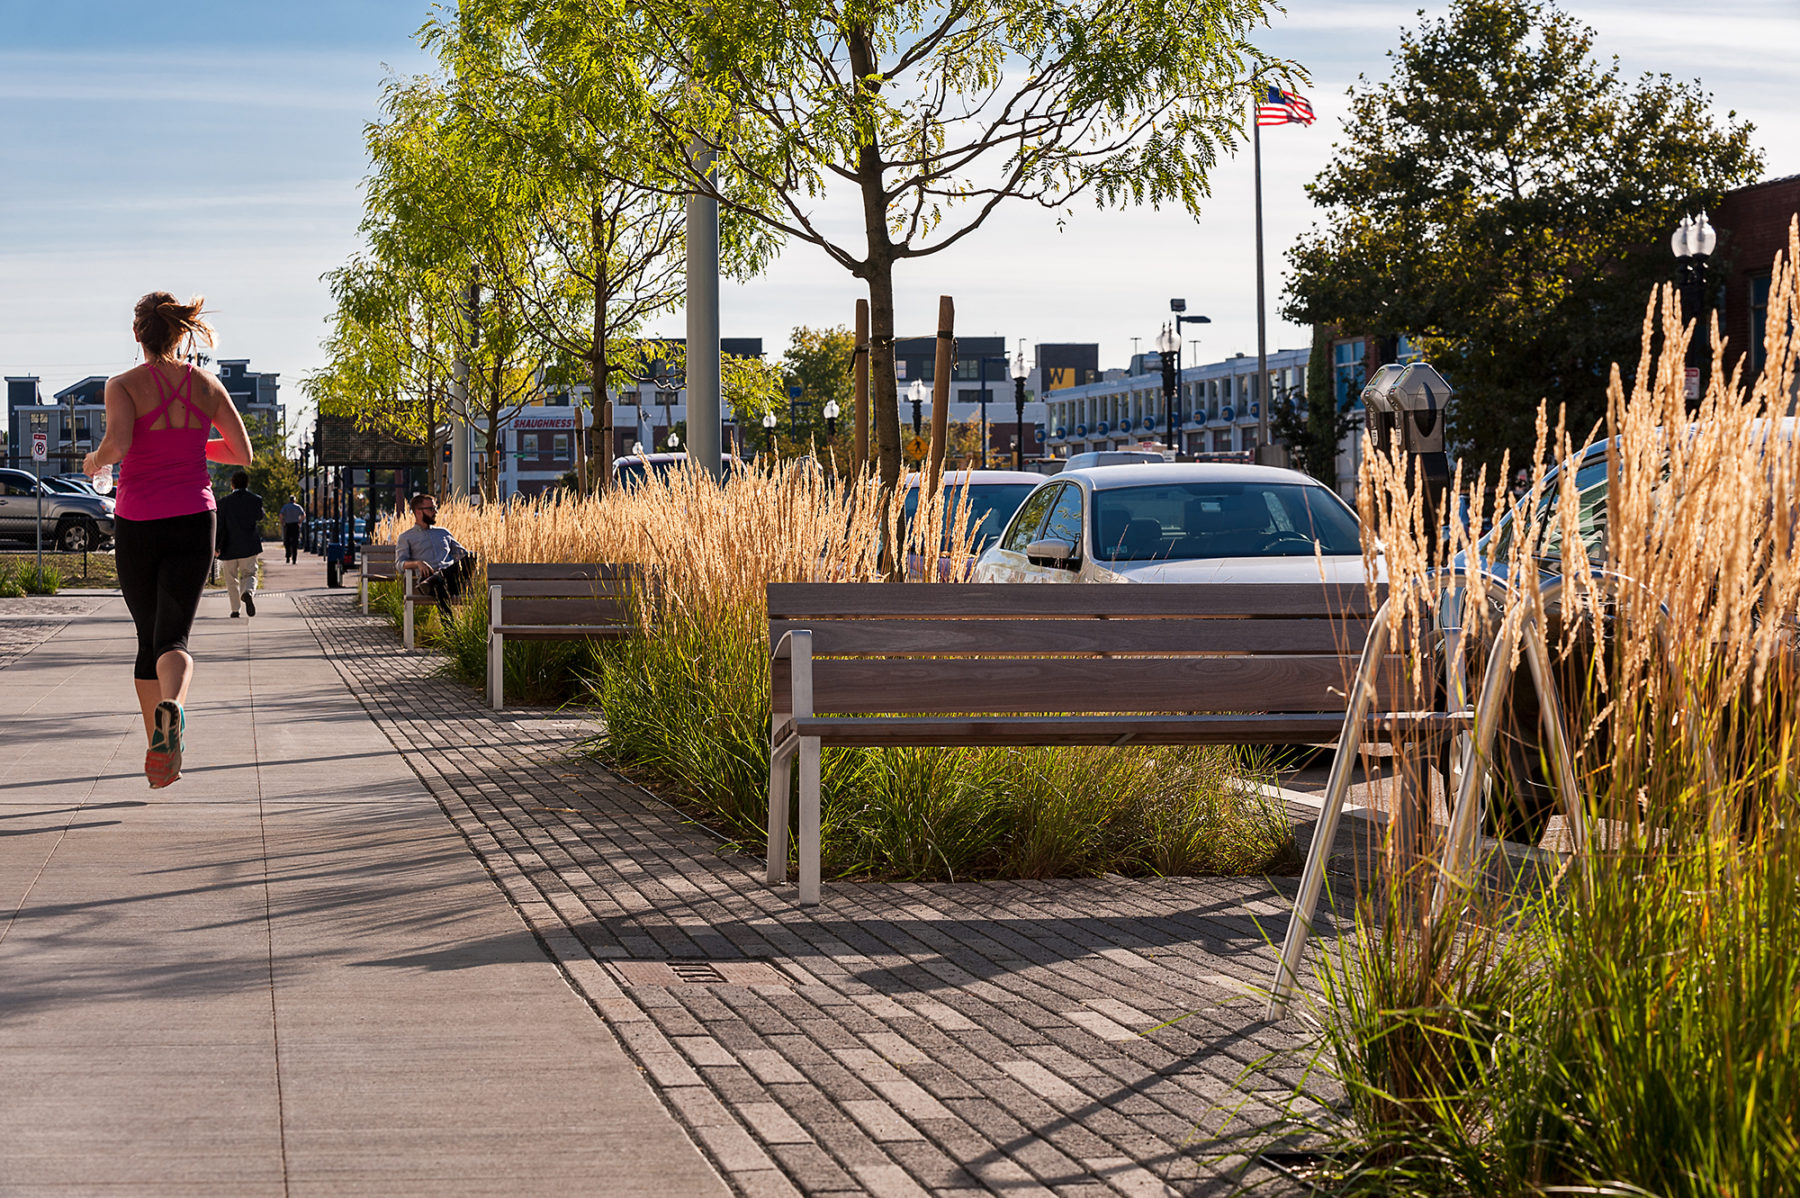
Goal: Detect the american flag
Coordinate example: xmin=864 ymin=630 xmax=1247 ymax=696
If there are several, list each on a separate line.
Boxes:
xmin=1256 ymin=86 xmax=1315 ymax=127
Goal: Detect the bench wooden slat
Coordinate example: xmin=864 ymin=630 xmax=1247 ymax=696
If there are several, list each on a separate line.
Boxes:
xmin=784 ymin=711 xmax=1463 ymax=747
xmin=773 ymin=655 xmax=1407 ymax=716
xmin=770 ymin=617 xmax=1370 ymax=657
xmin=767 ymin=581 xmax=1380 ymax=620
xmin=492 ymin=580 xmax=641 ymax=598
xmin=489 ymin=562 xmax=642 ymax=581
xmin=496 ymin=597 xmax=634 ymax=625
xmin=492 ymin=624 xmax=636 ymax=639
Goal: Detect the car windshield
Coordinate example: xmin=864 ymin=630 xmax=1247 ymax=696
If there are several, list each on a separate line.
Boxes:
xmin=1090 ymin=481 xmax=1362 ymax=561
xmin=903 ymin=483 xmax=1039 ymax=553
xmin=1488 ymin=454 xmax=1613 ymax=564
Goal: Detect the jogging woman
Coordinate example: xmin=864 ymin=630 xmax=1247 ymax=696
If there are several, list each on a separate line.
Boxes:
xmin=84 ymin=293 xmax=254 ymax=788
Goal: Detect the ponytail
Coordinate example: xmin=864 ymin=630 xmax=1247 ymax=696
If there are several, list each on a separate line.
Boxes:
xmin=133 ymin=291 xmax=215 ymax=360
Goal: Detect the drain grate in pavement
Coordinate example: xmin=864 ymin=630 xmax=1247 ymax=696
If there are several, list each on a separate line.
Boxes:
xmin=609 ymin=960 xmax=789 ymax=988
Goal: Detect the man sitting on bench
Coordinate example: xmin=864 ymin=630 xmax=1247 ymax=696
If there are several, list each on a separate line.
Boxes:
xmin=396 ymin=493 xmax=475 ymax=618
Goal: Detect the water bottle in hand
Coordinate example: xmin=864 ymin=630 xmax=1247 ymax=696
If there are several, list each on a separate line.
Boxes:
xmin=92 ymin=464 xmax=113 ymax=495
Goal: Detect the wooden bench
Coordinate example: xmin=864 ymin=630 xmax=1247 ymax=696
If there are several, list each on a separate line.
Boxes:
xmin=486 ymin=563 xmax=644 ymax=709
xmin=765 ymin=581 xmax=1446 ymax=906
xmin=359 ymin=544 xmax=396 ymax=615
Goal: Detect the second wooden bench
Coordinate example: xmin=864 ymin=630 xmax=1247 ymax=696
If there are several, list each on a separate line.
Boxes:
xmin=486 ymin=563 xmax=645 ymax=709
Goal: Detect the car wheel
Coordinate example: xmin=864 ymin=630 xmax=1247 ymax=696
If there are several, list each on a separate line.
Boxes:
xmin=56 ymin=517 xmax=99 ymax=552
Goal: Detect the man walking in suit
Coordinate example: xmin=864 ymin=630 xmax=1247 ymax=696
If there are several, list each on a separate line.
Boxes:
xmin=216 ymin=471 xmax=264 ymax=618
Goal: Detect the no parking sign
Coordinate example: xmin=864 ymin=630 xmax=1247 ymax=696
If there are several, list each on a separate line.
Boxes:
xmin=30 ymin=432 xmax=47 ymax=462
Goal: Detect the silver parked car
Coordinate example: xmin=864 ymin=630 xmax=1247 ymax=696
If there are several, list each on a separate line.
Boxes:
xmin=972 ymin=462 xmax=1368 ymax=585
xmin=0 ymin=467 xmax=116 ymax=551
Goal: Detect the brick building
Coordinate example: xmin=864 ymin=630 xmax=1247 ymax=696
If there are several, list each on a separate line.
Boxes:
xmin=1716 ymin=174 xmax=1800 ymax=385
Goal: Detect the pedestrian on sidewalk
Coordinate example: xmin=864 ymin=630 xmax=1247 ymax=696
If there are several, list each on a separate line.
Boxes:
xmin=216 ymin=471 xmax=264 ymax=618
xmin=279 ymin=495 xmax=306 ymax=564
xmin=82 ymin=291 xmax=255 ymax=789
xmin=395 ymin=493 xmax=474 ymax=620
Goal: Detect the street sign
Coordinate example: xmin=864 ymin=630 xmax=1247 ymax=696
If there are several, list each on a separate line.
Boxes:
xmin=904 ymin=435 xmax=928 ymax=462
xmin=1684 ymin=367 xmax=1701 ymax=402
xmin=30 ymin=432 xmax=47 ymax=462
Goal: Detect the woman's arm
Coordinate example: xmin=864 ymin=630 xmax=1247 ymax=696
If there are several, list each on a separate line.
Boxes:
xmin=201 ymin=375 xmax=256 ymax=466
xmin=83 ymin=377 xmax=137 ymax=475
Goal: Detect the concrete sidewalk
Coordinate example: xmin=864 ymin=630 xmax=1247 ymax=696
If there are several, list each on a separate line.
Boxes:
xmin=0 ymin=557 xmax=730 ymax=1196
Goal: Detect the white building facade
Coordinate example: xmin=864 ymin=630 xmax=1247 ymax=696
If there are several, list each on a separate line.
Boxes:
xmin=1043 ymin=347 xmax=1311 ymax=462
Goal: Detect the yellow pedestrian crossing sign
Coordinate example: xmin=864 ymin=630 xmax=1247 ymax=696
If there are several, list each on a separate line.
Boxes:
xmin=905 ymin=435 xmax=928 ymax=462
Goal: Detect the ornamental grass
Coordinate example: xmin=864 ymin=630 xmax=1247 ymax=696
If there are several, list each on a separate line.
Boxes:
xmin=1249 ymin=220 xmax=1800 ymax=1196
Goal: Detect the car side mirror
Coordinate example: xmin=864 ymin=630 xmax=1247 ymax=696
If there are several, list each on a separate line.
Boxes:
xmin=1025 ymin=537 xmax=1078 ymax=569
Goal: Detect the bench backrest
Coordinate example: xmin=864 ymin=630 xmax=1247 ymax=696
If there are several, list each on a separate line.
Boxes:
xmin=768 ymin=582 xmax=1396 ymax=716
xmin=362 ymin=544 xmax=398 ymax=580
xmin=489 ymin=562 xmax=644 ymax=627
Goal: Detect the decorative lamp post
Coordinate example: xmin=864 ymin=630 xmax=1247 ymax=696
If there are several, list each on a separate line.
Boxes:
xmin=761 ymin=409 xmax=777 ymax=457
xmin=908 ymin=379 xmax=925 ymax=437
xmin=822 ymin=398 xmax=840 ymax=437
xmin=666 ymin=430 xmax=681 ymax=451
xmin=1156 ymin=322 xmax=1180 ymax=455
xmin=1671 ymin=211 xmax=1717 ymax=408
xmin=1011 ymin=348 xmax=1029 ymax=470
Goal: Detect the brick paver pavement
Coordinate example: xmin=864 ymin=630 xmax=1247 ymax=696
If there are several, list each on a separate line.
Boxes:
xmin=300 ymin=593 xmax=1353 ymax=1197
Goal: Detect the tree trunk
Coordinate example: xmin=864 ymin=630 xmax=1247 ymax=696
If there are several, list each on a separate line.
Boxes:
xmin=589 ymin=203 xmax=614 ymax=494
xmin=846 ymin=25 xmax=900 ymax=491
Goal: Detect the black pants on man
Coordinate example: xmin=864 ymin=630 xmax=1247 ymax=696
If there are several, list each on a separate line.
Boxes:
xmin=282 ymin=523 xmax=301 ymax=565
xmin=417 ymin=555 xmax=476 ymax=619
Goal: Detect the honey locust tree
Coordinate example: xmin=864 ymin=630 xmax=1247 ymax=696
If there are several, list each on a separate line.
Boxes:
xmin=1282 ymin=0 xmax=1762 ymax=473
xmin=425 ymin=8 xmax=716 ymax=492
xmin=357 ymin=71 xmax=554 ymax=500
xmin=523 ymin=0 xmax=1283 ymax=488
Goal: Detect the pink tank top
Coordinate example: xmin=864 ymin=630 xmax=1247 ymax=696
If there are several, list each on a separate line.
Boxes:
xmin=116 ymin=364 xmax=218 ymax=522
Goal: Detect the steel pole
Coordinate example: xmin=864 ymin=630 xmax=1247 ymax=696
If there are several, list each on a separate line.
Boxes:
xmin=1253 ymin=113 xmax=1270 ymax=454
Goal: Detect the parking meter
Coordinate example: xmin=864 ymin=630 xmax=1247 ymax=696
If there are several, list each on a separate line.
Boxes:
xmin=1361 ymin=361 xmax=1452 ymax=547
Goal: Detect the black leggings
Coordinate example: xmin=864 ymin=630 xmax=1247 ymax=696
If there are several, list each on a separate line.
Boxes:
xmin=116 ymin=511 xmax=215 ymax=681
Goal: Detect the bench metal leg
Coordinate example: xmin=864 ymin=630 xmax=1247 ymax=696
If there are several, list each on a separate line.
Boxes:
xmin=1267 ymin=602 xmax=1393 ymax=1019
xmin=488 ymin=632 xmax=504 ymax=710
xmin=797 ymin=735 xmax=821 ymax=907
xmin=361 ymin=569 xmax=369 ymax=615
xmin=766 ymin=733 xmax=796 ymax=885
xmin=403 ymin=597 xmax=415 ymax=650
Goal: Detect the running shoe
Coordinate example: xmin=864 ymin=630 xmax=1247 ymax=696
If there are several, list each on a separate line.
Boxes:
xmin=243 ymin=590 xmax=256 ymax=617
xmin=145 ymin=700 xmax=184 ymax=789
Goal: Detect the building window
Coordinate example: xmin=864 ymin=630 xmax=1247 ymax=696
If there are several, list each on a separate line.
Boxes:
xmin=1333 ymin=340 xmax=1364 ymax=409
xmin=554 ymin=434 xmax=570 ymax=460
xmin=521 ymin=433 xmax=539 ymax=459
xmin=1396 ymin=335 xmax=1423 ymax=365
xmin=1749 ymin=273 xmax=1772 ymax=376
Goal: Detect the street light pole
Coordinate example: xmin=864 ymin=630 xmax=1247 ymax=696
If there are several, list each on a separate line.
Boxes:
xmin=1156 ymin=323 xmax=1180 ymax=456
xmin=761 ymin=410 xmax=777 ymax=458
xmin=908 ymin=380 xmax=925 ymax=438
xmin=1167 ymin=301 xmax=1209 ymax=457
xmin=1671 ymin=211 xmax=1717 ymax=410
xmin=1011 ymin=348 xmax=1028 ymax=471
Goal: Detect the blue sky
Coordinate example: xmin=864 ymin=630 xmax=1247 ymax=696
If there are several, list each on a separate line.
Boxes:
xmin=3 ymin=0 xmax=1795 ymax=425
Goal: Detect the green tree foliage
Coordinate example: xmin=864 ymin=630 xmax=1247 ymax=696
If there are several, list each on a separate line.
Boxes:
xmin=351 ymin=70 xmax=553 ymax=501
xmin=1282 ymin=0 xmax=1762 ymax=473
xmin=1270 ymin=325 xmax=1359 ymax=489
xmin=538 ymin=0 xmax=1282 ymax=488
xmin=777 ymin=325 xmax=856 ymax=459
xmin=423 ymin=9 xmax=707 ymax=492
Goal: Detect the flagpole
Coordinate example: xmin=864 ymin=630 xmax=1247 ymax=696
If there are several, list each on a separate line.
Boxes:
xmin=1253 ymin=97 xmax=1269 ymax=456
